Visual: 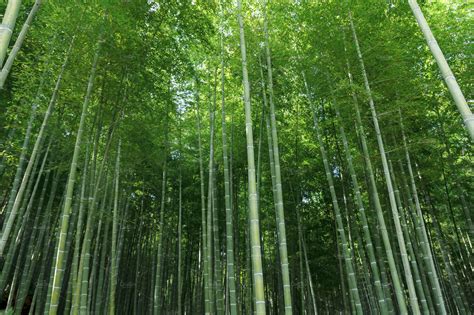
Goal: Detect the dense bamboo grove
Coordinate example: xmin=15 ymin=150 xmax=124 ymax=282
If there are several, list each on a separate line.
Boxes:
xmin=0 ymin=0 xmax=472 ymax=314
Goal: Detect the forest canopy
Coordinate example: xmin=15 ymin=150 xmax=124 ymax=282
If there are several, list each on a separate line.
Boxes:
xmin=0 ymin=0 xmax=472 ymax=314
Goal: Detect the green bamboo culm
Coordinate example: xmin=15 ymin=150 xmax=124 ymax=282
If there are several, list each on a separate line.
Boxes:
xmin=328 ymin=82 xmax=388 ymax=314
xmin=0 ymin=34 xmax=76 ymax=257
xmin=177 ymin=146 xmax=183 ymax=315
xmin=399 ymin=111 xmax=447 ymax=313
xmin=109 ymin=140 xmax=121 ymax=315
xmin=0 ymin=0 xmax=42 ymax=89
xmin=206 ymin=69 xmax=217 ymax=314
xmin=49 ymin=38 xmax=101 ymax=315
xmin=0 ymin=0 xmax=21 ymax=67
xmin=195 ymin=83 xmax=211 ymax=314
xmin=408 ymin=0 xmax=474 ymax=140
xmin=262 ymin=1 xmax=293 ymax=313
xmin=342 ymin=39 xmax=401 ymax=314
xmin=72 ymin=99 xmax=117 ymax=315
xmin=237 ymin=0 xmax=266 ymax=313
xmin=153 ymin=131 xmax=168 ymax=315
xmin=219 ymin=3 xmax=237 ymax=312
xmin=349 ymin=11 xmax=421 ymax=314
xmin=302 ymin=72 xmax=363 ymax=315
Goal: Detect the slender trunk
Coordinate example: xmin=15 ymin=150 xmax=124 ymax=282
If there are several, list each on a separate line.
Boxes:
xmin=236 ymin=1 xmax=266 ymax=313
xmin=297 ymin=218 xmax=306 ymax=314
xmin=2 ymin=102 xmax=37 ymax=230
xmin=44 ymin=204 xmax=63 ymax=315
xmin=343 ymin=43 xmax=401 ymax=313
xmin=154 ymin=141 xmax=168 ymax=315
xmin=9 ymin=141 xmax=50 ymax=313
xmin=399 ymin=111 xmax=447 ymax=312
xmin=408 ymin=0 xmax=474 ymax=140
xmin=302 ymin=73 xmax=363 ymax=314
xmin=349 ymin=12 xmax=421 ymax=314
xmin=399 ymin=165 xmax=435 ymax=313
xmin=329 ymin=83 xmax=387 ymax=313
xmin=72 ymin=119 xmax=115 ymax=315
xmin=206 ymin=70 xmax=217 ymax=315
xmin=109 ymin=140 xmax=121 ymax=315
xmin=195 ymin=83 xmax=210 ymax=314
xmin=70 ymin=142 xmax=91 ymax=315
xmin=48 ymin=41 xmax=100 ymax=315
xmin=219 ymin=15 xmax=237 ymax=314
xmin=429 ymin=206 xmax=468 ymax=314
xmin=212 ymin=164 xmax=223 ymax=314
xmin=0 ymin=34 xmax=75 ymax=256
xmin=80 ymin=172 xmax=109 ymax=314
xmin=302 ymin=231 xmax=318 ymax=315
xmin=388 ymin=159 xmax=430 ymax=314
xmin=0 ymin=0 xmax=42 ymax=88
xmin=262 ymin=2 xmax=293 ymax=313
xmin=1 ymin=44 xmax=55 ymax=218
xmin=0 ymin=0 xmax=21 ymax=66
xmin=336 ymin=223 xmax=350 ymax=314
xmin=177 ymin=168 xmax=182 ymax=314
xmin=293 ymin=182 xmax=318 ymax=315
xmin=13 ymin=166 xmax=51 ymax=314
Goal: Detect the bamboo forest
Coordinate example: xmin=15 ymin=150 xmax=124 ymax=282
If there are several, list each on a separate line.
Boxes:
xmin=0 ymin=0 xmax=472 ymax=314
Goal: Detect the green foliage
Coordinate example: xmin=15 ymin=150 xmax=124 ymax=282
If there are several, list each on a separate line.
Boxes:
xmin=0 ymin=0 xmax=471 ymax=313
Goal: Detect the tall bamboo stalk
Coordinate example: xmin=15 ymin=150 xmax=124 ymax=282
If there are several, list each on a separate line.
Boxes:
xmin=329 ymin=84 xmax=387 ymax=313
xmin=408 ymin=0 xmax=474 ymax=140
xmin=69 ymin=138 xmax=93 ymax=315
xmin=206 ymin=70 xmax=217 ymax=314
xmin=399 ymin=111 xmax=447 ymax=313
xmin=237 ymin=0 xmax=266 ymax=312
xmin=0 ymin=0 xmax=42 ymax=88
xmin=48 ymin=41 xmax=100 ymax=315
xmin=220 ymin=11 xmax=237 ymax=313
xmin=349 ymin=12 xmax=421 ymax=314
xmin=388 ymin=159 xmax=430 ymax=314
xmin=177 ymin=165 xmax=183 ymax=314
xmin=302 ymin=72 xmax=363 ymax=314
xmin=72 ymin=118 xmax=115 ymax=315
xmin=0 ymin=34 xmax=75 ymax=256
xmin=212 ymin=163 xmax=224 ymax=314
xmin=0 ymin=0 xmax=21 ymax=67
xmin=343 ymin=43 xmax=401 ymax=313
xmin=262 ymin=2 xmax=292 ymax=313
xmin=195 ymin=83 xmax=210 ymax=314
xmin=2 ymin=102 xmax=37 ymax=231
xmin=13 ymin=162 xmax=51 ymax=314
xmin=109 ymin=140 xmax=121 ymax=315
xmin=154 ymin=134 xmax=168 ymax=315
xmin=1 ymin=41 xmax=55 ymax=220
